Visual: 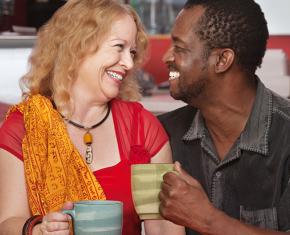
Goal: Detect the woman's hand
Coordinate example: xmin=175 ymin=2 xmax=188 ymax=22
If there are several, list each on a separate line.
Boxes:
xmin=34 ymin=202 xmax=73 ymax=235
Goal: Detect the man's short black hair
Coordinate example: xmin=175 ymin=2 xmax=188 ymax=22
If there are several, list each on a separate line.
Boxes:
xmin=184 ymin=0 xmax=269 ymax=73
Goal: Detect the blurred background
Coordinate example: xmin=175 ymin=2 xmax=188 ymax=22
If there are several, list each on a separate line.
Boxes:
xmin=0 ymin=0 xmax=290 ymax=116
xmin=0 ymin=0 xmax=184 ymax=34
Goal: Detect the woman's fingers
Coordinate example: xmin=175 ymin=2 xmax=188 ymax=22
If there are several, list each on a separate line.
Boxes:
xmin=62 ymin=201 xmax=74 ymax=210
xmin=40 ymin=211 xmax=71 ymax=234
xmin=41 ymin=220 xmax=70 ymax=232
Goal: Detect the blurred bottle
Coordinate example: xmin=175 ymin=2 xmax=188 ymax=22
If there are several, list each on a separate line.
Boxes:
xmin=131 ymin=0 xmax=163 ymax=34
xmin=131 ymin=0 xmax=178 ymax=35
xmin=161 ymin=0 xmax=175 ymax=33
xmin=0 ymin=0 xmax=15 ymax=32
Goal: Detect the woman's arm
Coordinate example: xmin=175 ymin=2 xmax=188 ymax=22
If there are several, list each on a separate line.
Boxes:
xmin=0 ymin=149 xmax=31 ymax=234
xmin=144 ymin=142 xmax=185 ymax=235
xmin=150 ymin=141 xmax=173 ymax=164
xmin=0 ymin=149 xmax=71 ymax=235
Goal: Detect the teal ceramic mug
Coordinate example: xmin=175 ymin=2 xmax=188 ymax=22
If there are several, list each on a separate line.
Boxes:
xmin=62 ymin=200 xmax=123 ymax=235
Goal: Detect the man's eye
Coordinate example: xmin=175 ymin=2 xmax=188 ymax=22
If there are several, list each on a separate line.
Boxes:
xmin=174 ymin=45 xmax=185 ymax=53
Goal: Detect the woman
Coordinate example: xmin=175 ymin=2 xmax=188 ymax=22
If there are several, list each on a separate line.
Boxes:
xmin=0 ymin=0 xmax=184 ymax=234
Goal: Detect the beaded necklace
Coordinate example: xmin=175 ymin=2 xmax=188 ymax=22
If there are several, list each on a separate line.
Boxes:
xmin=64 ymin=104 xmax=111 ymax=164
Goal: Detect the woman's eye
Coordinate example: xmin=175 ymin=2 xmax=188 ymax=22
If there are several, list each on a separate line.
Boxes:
xmin=115 ymin=44 xmax=124 ymax=50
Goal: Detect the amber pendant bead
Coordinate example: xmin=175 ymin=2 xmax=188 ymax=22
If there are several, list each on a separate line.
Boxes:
xmin=83 ymin=131 xmax=93 ymax=145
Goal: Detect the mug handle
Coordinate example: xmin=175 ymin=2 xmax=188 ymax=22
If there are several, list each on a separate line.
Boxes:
xmin=62 ymin=209 xmax=75 ymax=219
xmin=62 ymin=209 xmax=75 ymax=232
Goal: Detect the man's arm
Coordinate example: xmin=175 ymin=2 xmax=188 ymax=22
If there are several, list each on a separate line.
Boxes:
xmin=159 ymin=162 xmax=290 ymax=235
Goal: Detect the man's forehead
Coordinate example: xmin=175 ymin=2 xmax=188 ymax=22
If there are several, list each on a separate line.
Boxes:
xmin=174 ymin=6 xmax=205 ymax=31
xmin=171 ymin=8 xmax=202 ymax=43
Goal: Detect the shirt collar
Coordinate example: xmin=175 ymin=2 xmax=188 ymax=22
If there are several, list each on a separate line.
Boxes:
xmin=183 ymin=109 xmax=205 ymax=141
xmin=239 ymin=79 xmax=272 ymax=156
xmin=182 ymin=79 xmax=272 ymax=156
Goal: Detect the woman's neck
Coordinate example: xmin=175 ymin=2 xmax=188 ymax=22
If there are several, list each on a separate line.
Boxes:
xmin=69 ymin=90 xmax=110 ymax=126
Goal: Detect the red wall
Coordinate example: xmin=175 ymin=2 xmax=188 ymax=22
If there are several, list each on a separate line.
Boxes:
xmin=143 ymin=35 xmax=290 ymax=84
xmin=267 ymin=36 xmax=290 ymax=60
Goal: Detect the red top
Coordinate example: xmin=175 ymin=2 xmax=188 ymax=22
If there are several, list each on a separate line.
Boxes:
xmin=0 ymin=99 xmax=168 ymax=235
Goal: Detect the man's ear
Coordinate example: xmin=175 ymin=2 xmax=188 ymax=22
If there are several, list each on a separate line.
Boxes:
xmin=214 ymin=48 xmax=235 ymax=73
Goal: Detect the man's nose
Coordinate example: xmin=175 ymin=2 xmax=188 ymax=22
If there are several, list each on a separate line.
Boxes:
xmin=162 ymin=47 xmax=174 ymax=64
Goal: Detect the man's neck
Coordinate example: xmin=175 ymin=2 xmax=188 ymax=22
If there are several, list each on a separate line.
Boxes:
xmin=199 ymin=75 xmax=257 ymax=160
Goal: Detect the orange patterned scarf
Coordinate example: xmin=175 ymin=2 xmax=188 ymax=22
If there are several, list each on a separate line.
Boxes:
xmin=8 ymin=95 xmax=106 ymax=215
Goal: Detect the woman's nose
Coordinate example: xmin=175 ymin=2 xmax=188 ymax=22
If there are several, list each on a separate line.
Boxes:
xmin=120 ymin=51 xmax=134 ymax=70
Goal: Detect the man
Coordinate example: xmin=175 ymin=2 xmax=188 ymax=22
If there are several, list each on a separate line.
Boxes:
xmin=158 ymin=0 xmax=290 ymax=234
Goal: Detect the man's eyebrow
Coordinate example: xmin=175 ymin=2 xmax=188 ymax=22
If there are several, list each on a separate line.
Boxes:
xmin=172 ymin=35 xmax=186 ymax=45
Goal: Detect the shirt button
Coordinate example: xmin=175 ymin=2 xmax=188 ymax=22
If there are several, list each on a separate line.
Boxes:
xmin=215 ymin=171 xmax=222 ymax=178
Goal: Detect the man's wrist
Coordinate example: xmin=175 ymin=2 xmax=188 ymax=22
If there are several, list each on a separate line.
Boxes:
xmin=200 ymin=207 xmax=229 ymax=235
xmin=205 ymin=207 xmax=246 ymax=235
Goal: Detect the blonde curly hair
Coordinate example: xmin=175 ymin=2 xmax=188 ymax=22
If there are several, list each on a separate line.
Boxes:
xmin=21 ymin=0 xmax=148 ymax=116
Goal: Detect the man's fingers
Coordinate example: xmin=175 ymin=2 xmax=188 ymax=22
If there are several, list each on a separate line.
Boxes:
xmin=174 ymin=161 xmax=199 ymax=186
xmin=163 ymin=170 xmax=180 ymax=186
xmin=161 ymin=179 xmax=172 ymax=194
xmin=173 ymin=161 xmax=182 ymax=172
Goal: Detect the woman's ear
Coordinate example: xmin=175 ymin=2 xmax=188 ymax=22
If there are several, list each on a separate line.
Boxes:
xmin=214 ymin=48 xmax=235 ymax=73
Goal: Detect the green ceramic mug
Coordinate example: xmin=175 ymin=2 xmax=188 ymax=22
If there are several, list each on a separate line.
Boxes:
xmin=131 ymin=163 xmax=175 ymax=220
xmin=62 ymin=200 xmax=123 ymax=235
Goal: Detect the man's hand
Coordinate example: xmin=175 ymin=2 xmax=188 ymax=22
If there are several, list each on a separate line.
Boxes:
xmin=159 ymin=161 xmax=216 ymax=233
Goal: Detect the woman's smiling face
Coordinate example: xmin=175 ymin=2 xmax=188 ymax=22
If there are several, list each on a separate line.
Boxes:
xmin=74 ymin=14 xmax=137 ymax=102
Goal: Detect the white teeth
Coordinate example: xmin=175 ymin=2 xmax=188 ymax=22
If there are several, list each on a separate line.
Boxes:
xmin=107 ymin=71 xmax=123 ymax=81
xmin=169 ymin=71 xmax=180 ymax=80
